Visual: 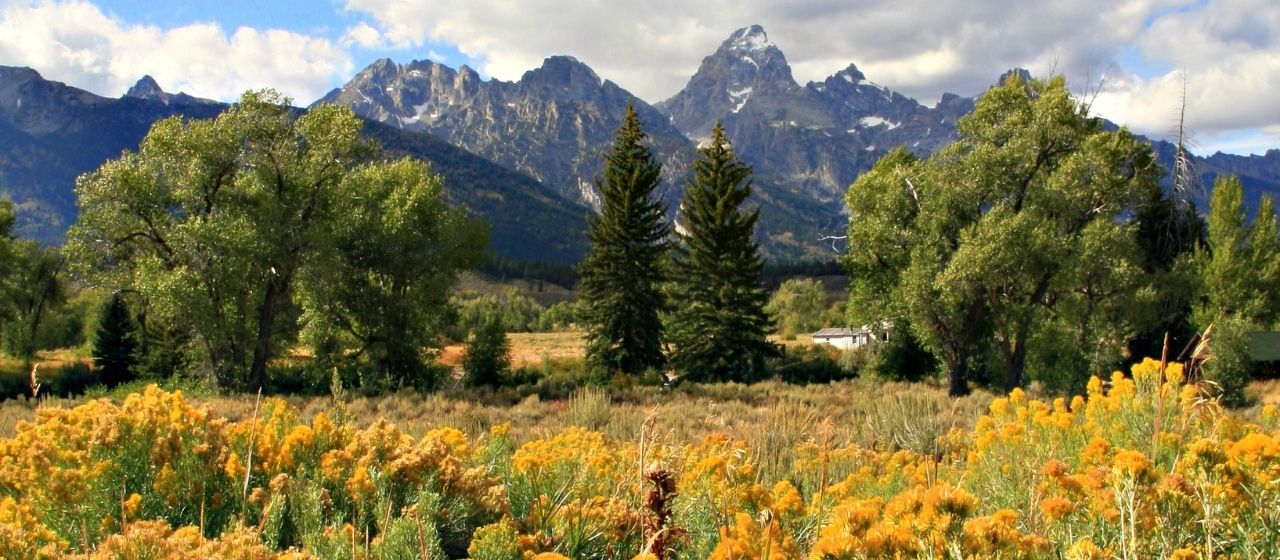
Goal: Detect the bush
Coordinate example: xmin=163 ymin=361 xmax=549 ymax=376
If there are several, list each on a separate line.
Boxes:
xmin=871 ymin=321 xmax=938 ymax=382
xmin=769 ymin=344 xmax=857 ymax=383
xmin=263 ymin=361 xmax=333 ymax=395
xmin=1203 ymin=316 xmax=1253 ymax=407
xmin=463 ymin=316 xmax=511 ymax=387
xmin=45 ymin=361 xmax=95 ymax=397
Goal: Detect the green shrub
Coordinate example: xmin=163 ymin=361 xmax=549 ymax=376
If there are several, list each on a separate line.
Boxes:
xmin=1203 ymin=316 xmax=1253 ymax=407
xmin=769 ymin=344 xmax=857 ymax=383
xmin=45 ymin=361 xmax=95 ymax=397
xmin=871 ymin=321 xmax=938 ymax=382
xmin=463 ymin=316 xmax=511 ymax=387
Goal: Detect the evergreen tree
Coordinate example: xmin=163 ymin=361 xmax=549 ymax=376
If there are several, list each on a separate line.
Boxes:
xmin=668 ymin=123 xmax=776 ymax=382
xmin=92 ymin=293 xmax=138 ymax=385
xmin=578 ymin=105 xmax=671 ymax=377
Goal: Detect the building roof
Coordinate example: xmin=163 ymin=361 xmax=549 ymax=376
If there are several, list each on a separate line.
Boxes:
xmin=812 ymin=327 xmax=867 ymax=337
xmin=1249 ymin=332 xmax=1280 ymax=362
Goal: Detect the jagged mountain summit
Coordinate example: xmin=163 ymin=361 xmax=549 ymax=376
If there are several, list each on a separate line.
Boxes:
xmin=2 ymin=24 xmax=1278 ymax=260
xmin=658 ymin=25 xmax=966 ymax=205
xmin=659 ymin=25 xmax=804 ymax=138
xmin=123 ymin=75 xmax=219 ymax=106
xmin=313 ymin=56 xmax=692 ymax=209
xmin=312 ymin=28 xmax=973 ymax=255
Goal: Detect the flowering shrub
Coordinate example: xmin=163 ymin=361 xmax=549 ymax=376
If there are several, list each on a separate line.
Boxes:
xmin=0 ymin=357 xmax=1276 ymax=558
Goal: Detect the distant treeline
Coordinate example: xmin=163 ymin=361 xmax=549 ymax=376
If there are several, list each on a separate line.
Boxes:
xmin=480 ymin=256 xmax=845 ymax=291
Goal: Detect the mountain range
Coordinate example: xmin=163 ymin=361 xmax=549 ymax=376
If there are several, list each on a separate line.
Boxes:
xmin=3 ymin=25 xmax=1279 ymax=263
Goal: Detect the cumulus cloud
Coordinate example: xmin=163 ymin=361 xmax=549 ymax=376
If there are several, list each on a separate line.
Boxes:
xmin=1 ymin=0 xmax=1275 ymax=154
xmin=341 ymin=0 xmax=1162 ymax=102
xmin=0 ymin=0 xmax=353 ymax=103
xmin=1092 ymin=0 xmax=1280 ymax=150
xmin=341 ymin=21 xmax=384 ymax=49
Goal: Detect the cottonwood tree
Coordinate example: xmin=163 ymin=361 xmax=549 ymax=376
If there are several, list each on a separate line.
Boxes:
xmin=297 ymin=159 xmax=487 ymax=389
xmin=1194 ymin=176 xmax=1280 ymax=327
xmin=68 ymin=91 xmax=374 ymax=390
xmin=0 ymin=239 xmax=64 ymax=364
xmin=578 ymin=105 xmax=671 ymax=377
xmin=845 ymin=76 xmax=1159 ymax=395
xmin=667 ymin=124 xmax=775 ymax=382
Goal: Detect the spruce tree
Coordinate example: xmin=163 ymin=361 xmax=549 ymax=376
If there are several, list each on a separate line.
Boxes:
xmin=578 ymin=105 xmax=670 ymax=377
xmin=92 ymin=293 xmax=138 ymax=386
xmin=668 ymin=123 xmax=776 ymax=382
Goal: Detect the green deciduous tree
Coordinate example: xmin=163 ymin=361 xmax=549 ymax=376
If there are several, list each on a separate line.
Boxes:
xmin=298 ymin=159 xmax=487 ymax=389
xmin=578 ymin=105 xmax=670 ymax=378
xmin=69 ymin=91 xmax=457 ymax=391
xmin=845 ymin=76 xmax=1159 ymax=396
xmin=667 ymin=124 xmax=775 ymax=382
xmin=1194 ymin=176 xmax=1280 ymax=328
xmin=463 ymin=314 xmax=511 ymax=388
xmin=1 ymin=240 xmax=65 ymax=364
xmin=765 ymin=278 xmax=837 ymax=339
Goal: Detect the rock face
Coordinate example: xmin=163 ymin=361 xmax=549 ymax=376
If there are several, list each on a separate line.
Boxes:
xmin=122 ymin=75 xmax=219 ymax=106
xmin=313 ymin=56 xmax=692 ymax=210
xmin=658 ymin=25 xmax=964 ymax=207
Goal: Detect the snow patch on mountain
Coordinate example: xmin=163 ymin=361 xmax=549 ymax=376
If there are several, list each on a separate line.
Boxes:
xmin=728 ymin=87 xmax=753 ymax=113
xmin=859 ymin=116 xmax=900 ymax=130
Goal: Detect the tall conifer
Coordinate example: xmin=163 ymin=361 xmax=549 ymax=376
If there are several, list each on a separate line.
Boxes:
xmin=579 ymin=105 xmax=670 ymax=377
xmin=92 ymin=293 xmax=138 ymax=385
xmin=668 ymin=123 xmax=775 ymax=382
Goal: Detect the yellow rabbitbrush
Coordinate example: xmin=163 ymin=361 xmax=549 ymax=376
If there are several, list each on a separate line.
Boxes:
xmin=0 ymin=358 xmax=1275 ymax=559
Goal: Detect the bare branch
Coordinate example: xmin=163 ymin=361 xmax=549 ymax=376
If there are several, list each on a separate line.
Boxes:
xmin=817 ymin=234 xmax=848 ymax=253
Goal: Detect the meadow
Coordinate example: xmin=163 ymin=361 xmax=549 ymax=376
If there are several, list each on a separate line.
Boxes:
xmin=0 ymin=349 xmax=1278 ymax=559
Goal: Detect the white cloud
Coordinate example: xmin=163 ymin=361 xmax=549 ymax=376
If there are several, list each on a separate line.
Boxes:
xmin=1 ymin=0 xmax=1275 ymax=154
xmin=0 ymin=0 xmax=353 ymax=102
xmin=341 ymin=21 xmax=384 ymax=49
xmin=1091 ymin=0 xmax=1280 ymax=151
xmin=341 ymin=0 xmax=1166 ymax=103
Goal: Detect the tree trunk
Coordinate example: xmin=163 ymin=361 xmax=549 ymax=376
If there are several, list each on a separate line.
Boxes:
xmin=945 ymin=354 xmax=970 ymax=397
xmin=1004 ymin=333 xmax=1028 ymax=391
xmin=248 ymin=274 xmax=286 ymax=391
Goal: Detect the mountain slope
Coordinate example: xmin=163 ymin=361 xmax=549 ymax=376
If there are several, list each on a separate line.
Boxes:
xmin=0 ymin=68 xmax=223 ymax=242
xmin=0 ymin=67 xmax=590 ymax=262
xmin=659 ymin=26 xmax=1279 ymax=224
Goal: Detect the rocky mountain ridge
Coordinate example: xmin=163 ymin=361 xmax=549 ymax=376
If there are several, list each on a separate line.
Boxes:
xmin=0 ymin=68 xmax=589 ymax=262
xmin=3 ymin=25 xmax=1279 ymax=260
xmin=313 ymin=55 xmax=693 ymax=210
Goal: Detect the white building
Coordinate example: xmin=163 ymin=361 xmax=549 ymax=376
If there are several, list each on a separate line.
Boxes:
xmin=811 ymin=325 xmax=889 ymax=350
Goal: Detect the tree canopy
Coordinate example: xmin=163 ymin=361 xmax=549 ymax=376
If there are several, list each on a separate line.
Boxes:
xmin=844 ymin=75 xmax=1160 ymax=395
xmin=67 ymin=91 xmax=483 ymax=390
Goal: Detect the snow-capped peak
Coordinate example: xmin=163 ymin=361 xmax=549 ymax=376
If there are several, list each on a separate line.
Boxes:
xmin=729 ymin=24 xmax=773 ymax=53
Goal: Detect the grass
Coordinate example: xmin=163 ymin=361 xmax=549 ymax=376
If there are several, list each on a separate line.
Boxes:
xmin=0 ymin=376 xmax=993 ymax=468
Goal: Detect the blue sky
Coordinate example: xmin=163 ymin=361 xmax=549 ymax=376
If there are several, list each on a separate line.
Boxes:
xmin=2 ymin=0 xmax=1278 ymax=156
